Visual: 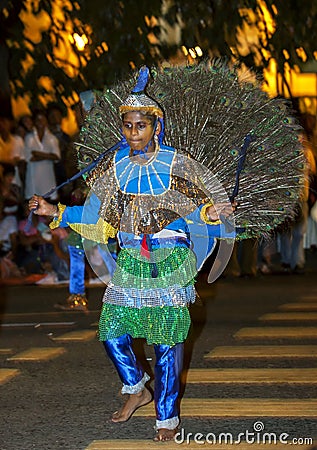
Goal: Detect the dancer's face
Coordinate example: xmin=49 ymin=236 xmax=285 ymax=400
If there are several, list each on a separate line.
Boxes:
xmin=122 ymin=111 xmax=157 ymax=151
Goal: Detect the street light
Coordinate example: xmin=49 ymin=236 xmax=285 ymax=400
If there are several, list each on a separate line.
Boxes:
xmin=69 ymin=33 xmax=88 ymax=51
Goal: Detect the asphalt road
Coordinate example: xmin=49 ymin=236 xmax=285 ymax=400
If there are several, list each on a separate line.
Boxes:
xmin=1 ymin=254 xmax=317 ymax=449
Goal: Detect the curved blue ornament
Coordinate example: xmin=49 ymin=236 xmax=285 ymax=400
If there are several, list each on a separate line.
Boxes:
xmin=132 ymin=66 xmax=150 ymax=93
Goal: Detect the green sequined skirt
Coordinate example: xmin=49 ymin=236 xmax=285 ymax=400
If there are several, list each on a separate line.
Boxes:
xmin=98 ymin=303 xmax=191 ymax=346
xmin=111 ymin=246 xmax=197 ymax=290
xmin=99 ymin=245 xmax=195 ymax=345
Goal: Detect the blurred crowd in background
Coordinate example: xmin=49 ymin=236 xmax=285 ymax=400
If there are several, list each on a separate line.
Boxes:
xmin=0 ymin=103 xmax=89 ymax=284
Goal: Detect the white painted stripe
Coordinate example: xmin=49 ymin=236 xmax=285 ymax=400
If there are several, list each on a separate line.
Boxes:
xmin=1 ymin=322 xmax=76 ymax=328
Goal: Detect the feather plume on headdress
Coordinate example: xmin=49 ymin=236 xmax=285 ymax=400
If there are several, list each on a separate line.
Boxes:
xmin=119 ymin=66 xmax=164 ymax=118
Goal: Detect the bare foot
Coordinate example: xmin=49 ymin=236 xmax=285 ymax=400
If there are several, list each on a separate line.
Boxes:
xmin=153 ymin=428 xmax=177 ymax=442
xmin=111 ymin=387 xmax=152 ymax=423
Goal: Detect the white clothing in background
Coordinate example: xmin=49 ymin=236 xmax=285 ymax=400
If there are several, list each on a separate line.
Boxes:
xmin=11 ymin=135 xmax=25 ymax=187
xmin=24 ymin=128 xmax=60 ymax=199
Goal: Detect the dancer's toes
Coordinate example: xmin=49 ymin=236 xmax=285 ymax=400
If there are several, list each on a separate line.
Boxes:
xmin=111 ymin=387 xmax=152 ymax=423
xmin=111 ymin=410 xmax=120 ymax=421
xmin=153 ymin=428 xmax=177 ymax=441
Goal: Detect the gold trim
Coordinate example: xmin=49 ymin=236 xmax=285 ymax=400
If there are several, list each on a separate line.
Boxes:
xmin=200 ymin=203 xmax=221 ymax=225
xmin=119 ymin=105 xmax=163 ymax=118
xmin=49 ymin=203 xmax=67 ymax=229
xmin=68 ymin=218 xmax=117 ymax=244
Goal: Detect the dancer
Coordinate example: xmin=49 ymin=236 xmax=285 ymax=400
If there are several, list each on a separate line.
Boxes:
xmin=29 ymin=61 xmax=305 ymax=441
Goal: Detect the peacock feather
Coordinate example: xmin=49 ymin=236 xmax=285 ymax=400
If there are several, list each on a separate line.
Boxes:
xmin=75 ymin=59 xmax=306 ymax=239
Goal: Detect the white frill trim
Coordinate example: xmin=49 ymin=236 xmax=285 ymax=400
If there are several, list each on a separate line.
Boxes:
xmin=121 ymin=372 xmax=150 ymax=395
xmin=156 ymin=415 xmax=180 ymax=431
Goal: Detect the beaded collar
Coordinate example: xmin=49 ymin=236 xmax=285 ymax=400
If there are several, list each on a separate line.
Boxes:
xmin=114 ymin=144 xmax=176 ymax=195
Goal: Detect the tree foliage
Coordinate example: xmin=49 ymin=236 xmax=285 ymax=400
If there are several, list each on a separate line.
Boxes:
xmin=1 ymin=0 xmax=317 ymax=116
xmin=68 ymin=0 xmax=163 ymax=88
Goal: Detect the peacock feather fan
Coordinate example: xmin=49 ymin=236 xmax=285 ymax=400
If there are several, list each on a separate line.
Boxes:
xmin=75 ymin=59 xmax=306 ymax=239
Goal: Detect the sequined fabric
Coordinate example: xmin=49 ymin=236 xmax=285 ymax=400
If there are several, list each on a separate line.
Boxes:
xmin=109 ymin=246 xmax=196 ymax=291
xmin=104 ymin=284 xmax=196 ymax=308
xmin=98 ymin=303 xmax=191 ymax=345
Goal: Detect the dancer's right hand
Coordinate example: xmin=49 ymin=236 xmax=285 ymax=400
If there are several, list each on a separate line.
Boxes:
xmin=28 ymin=195 xmax=58 ymax=217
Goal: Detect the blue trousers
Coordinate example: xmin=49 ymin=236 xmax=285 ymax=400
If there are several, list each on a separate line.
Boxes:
xmin=68 ymin=245 xmax=85 ymax=295
xmin=103 ymin=333 xmax=183 ymax=430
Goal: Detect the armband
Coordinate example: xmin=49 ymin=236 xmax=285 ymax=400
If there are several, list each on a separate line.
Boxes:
xmin=49 ymin=203 xmax=66 ymax=229
xmin=200 ymin=203 xmax=221 ymax=225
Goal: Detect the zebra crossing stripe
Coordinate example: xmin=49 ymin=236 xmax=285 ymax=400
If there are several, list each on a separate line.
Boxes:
xmin=133 ymin=398 xmax=317 ymax=417
xmin=0 ymin=348 xmax=13 ymax=355
xmin=181 ymin=368 xmax=317 ymax=384
xmin=258 ymin=312 xmax=317 ymax=321
xmin=298 ymin=296 xmax=317 ymax=302
xmin=204 ymin=345 xmax=317 ymax=359
xmin=0 ymin=368 xmax=21 ymax=385
xmin=1 ymin=322 xmax=76 ymax=329
xmin=7 ymin=347 xmax=66 ymax=361
xmin=279 ymin=303 xmax=317 ymax=311
xmin=234 ymin=327 xmax=317 ymax=339
xmin=50 ymin=330 xmax=97 ymax=342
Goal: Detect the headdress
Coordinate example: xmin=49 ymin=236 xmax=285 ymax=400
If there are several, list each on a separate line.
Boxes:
xmin=119 ymin=66 xmax=164 ymax=118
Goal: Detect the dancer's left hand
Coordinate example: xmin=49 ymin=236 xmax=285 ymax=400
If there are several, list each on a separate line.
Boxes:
xmin=206 ymin=201 xmax=237 ymax=221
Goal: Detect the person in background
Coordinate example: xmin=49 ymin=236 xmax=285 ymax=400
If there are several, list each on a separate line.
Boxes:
xmin=0 ymin=164 xmax=23 ymax=262
xmin=54 ymin=187 xmax=89 ymax=311
xmin=17 ymin=203 xmax=49 ymax=275
xmin=18 ymin=203 xmax=69 ymax=284
xmin=18 ymin=114 xmax=34 ymax=137
xmin=279 ymin=132 xmax=316 ymax=273
xmin=24 ymin=109 xmax=61 ymax=202
xmin=47 ymin=103 xmax=75 ymax=203
xmin=0 ymin=115 xmax=26 ymax=190
xmin=223 ymin=236 xmax=258 ymax=278
xmin=52 ymin=94 xmax=95 ymax=311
